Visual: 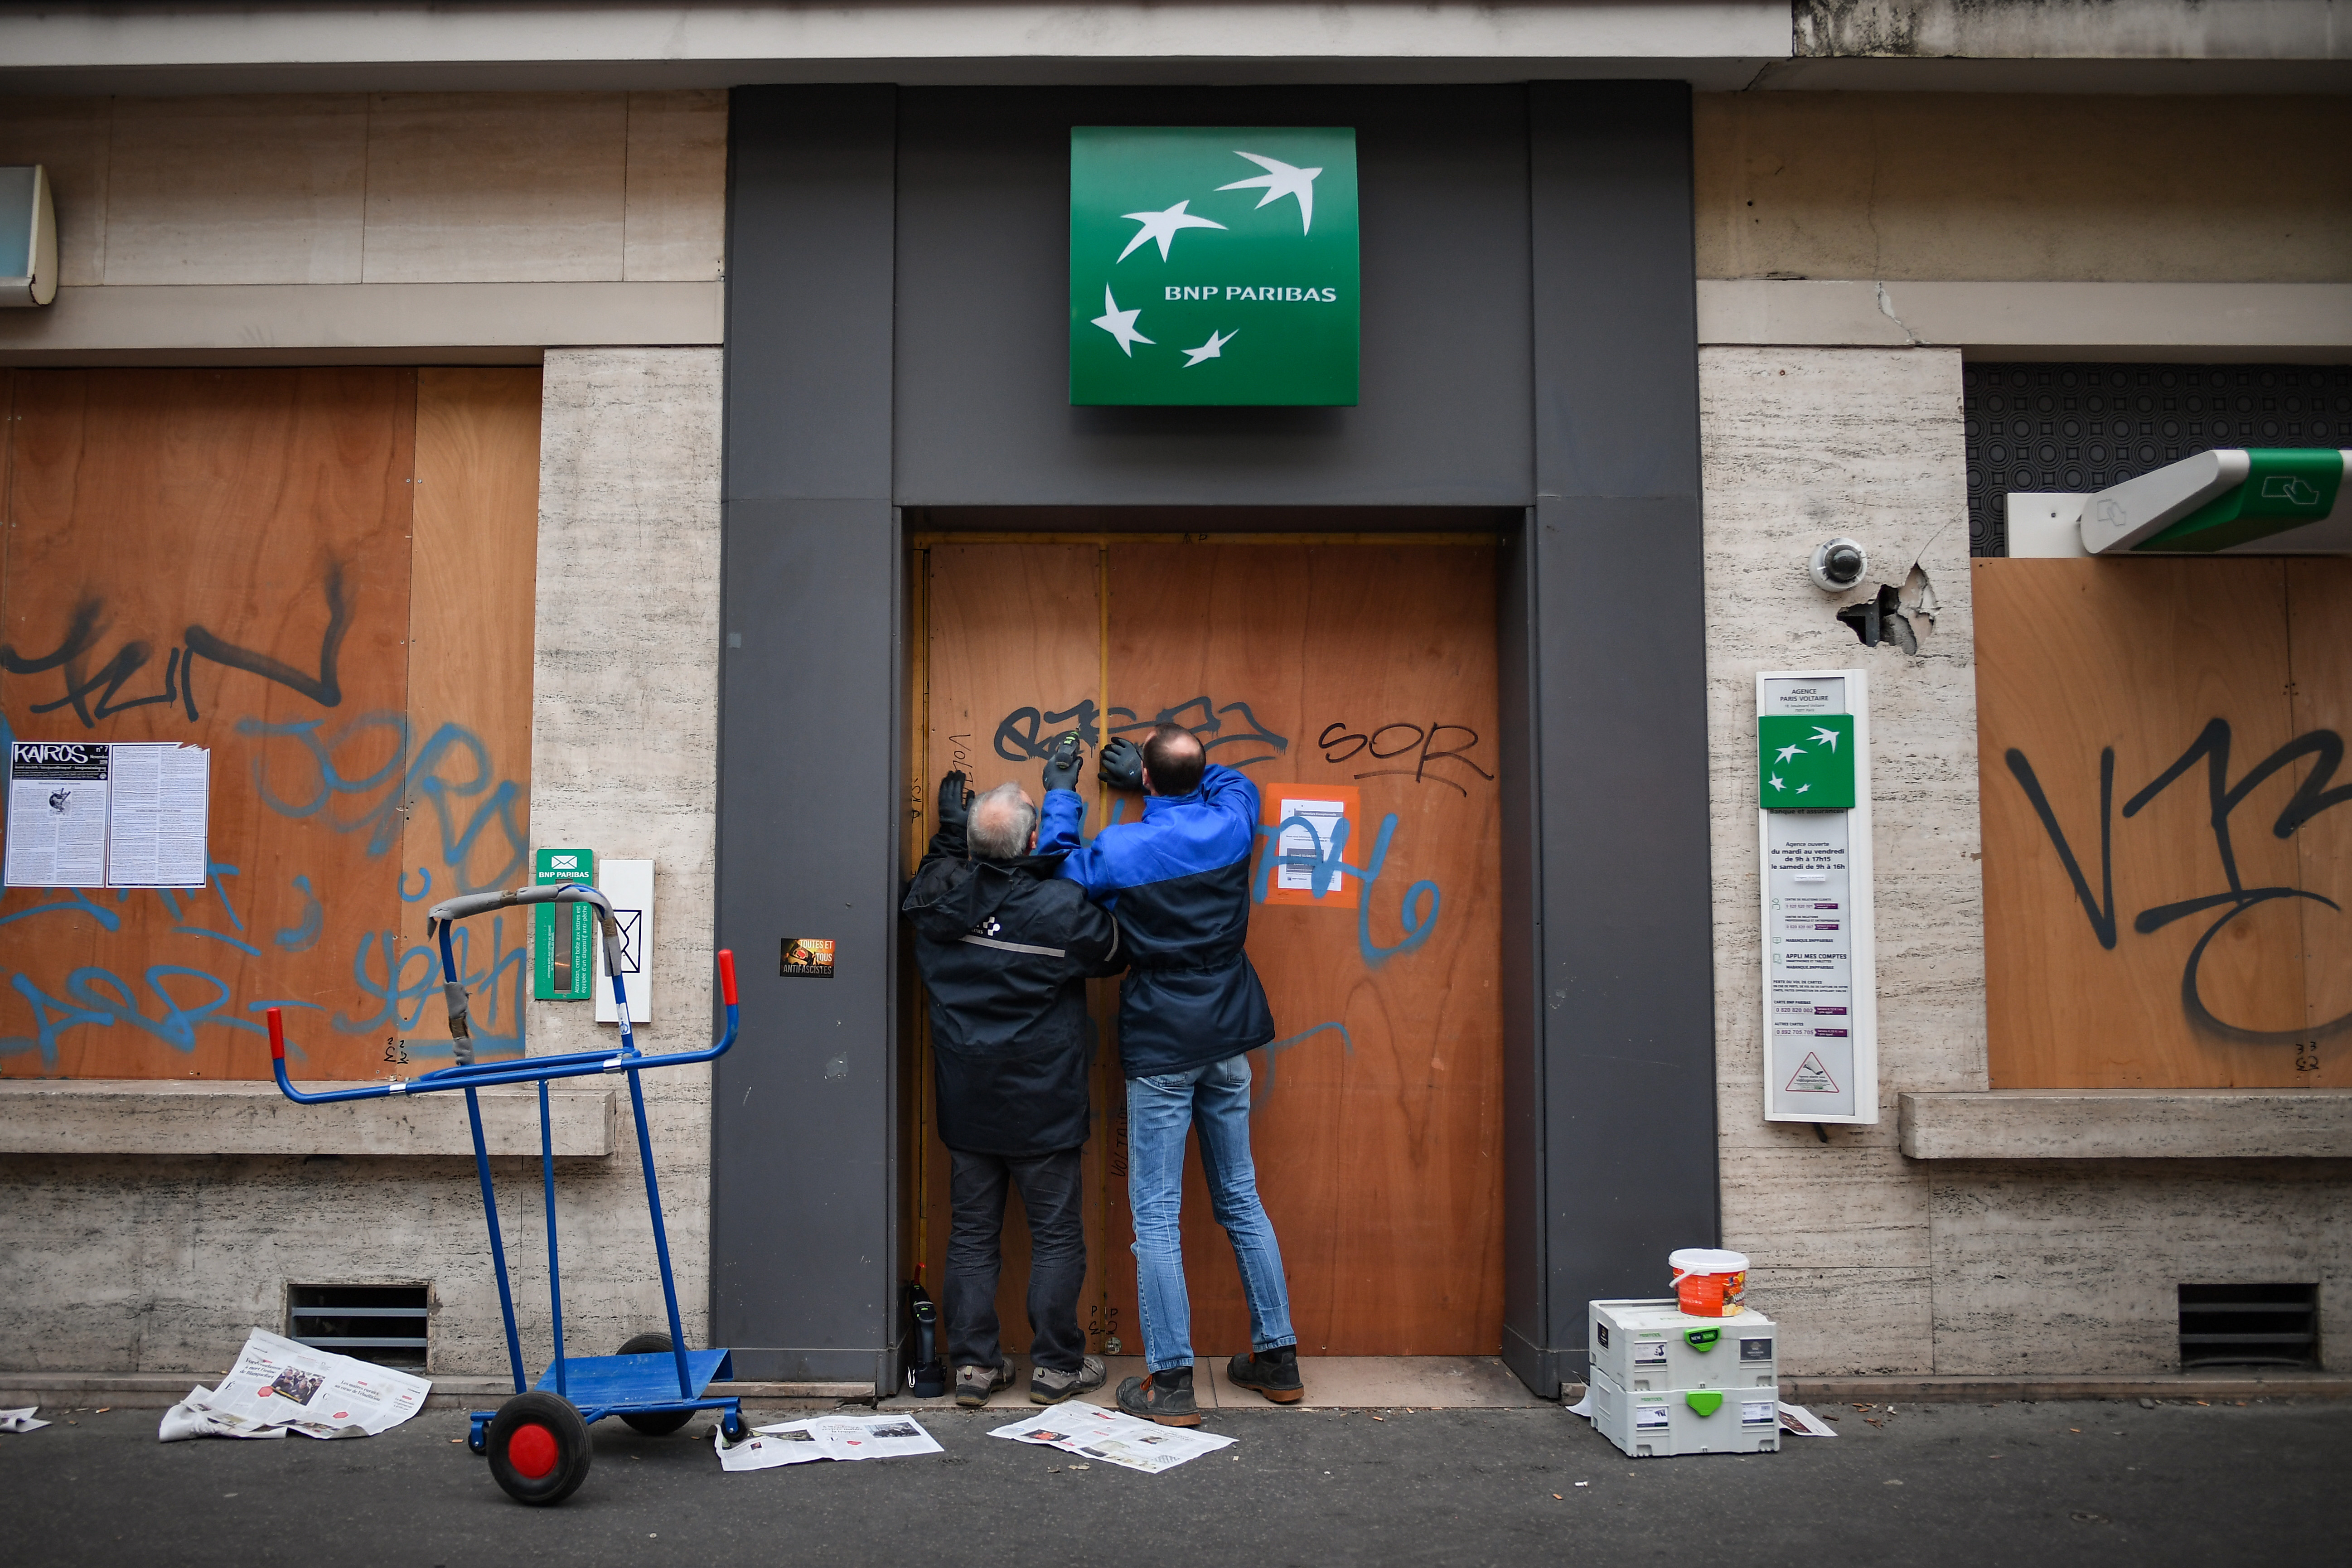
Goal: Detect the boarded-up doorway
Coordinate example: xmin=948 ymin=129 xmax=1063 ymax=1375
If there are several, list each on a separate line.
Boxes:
xmin=909 ymin=535 xmax=1503 ymax=1357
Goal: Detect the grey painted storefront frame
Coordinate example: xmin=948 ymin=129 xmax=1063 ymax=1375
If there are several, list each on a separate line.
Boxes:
xmin=716 ymin=82 xmax=1716 ymax=1395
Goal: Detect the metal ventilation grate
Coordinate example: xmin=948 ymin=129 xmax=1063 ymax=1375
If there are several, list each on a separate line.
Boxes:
xmin=287 ymin=1283 xmax=431 ymax=1369
xmin=1963 ymin=363 xmax=2352 ymax=558
xmin=2177 ymin=1282 xmax=2318 ymax=1370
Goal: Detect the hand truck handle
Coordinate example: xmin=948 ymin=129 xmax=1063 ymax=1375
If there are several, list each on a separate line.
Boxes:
xmin=426 ymin=883 xmax=615 ymax=924
xmin=718 ymin=947 xmax=738 ymax=1007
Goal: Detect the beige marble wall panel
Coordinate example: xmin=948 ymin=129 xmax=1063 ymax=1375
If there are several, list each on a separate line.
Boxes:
xmin=0 ymin=96 xmax=110 ymax=285
xmin=1928 ymin=1161 xmax=2352 ymax=1375
xmin=1694 ymin=94 xmax=2352 ymax=284
xmin=527 ymin=348 xmax=724 ymax=1347
xmin=1699 ymin=344 xmax=1978 ymax=1378
xmin=364 ymin=92 xmax=627 ymax=284
xmin=624 ymin=90 xmax=727 ymax=282
xmin=102 ymin=95 xmax=364 ymax=285
xmin=1700 ymin=344 xmax=1986 ymax=1176
xmin=1721 ymin=1142 xmax=1930 ymax=1271
xmin=1742 ymin=1266 xmax=1935 ymax=1376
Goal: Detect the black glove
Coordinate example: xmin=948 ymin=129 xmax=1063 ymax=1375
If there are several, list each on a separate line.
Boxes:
xmin=1041 ymin=732 xmax=1086 ymax=794
xmin=1098 ymin=736 xmax=1144 ymax=792
xmin=936 ymin=770 xmax=972 ymax=831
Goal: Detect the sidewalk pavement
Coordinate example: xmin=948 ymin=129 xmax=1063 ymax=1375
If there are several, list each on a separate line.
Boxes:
xmin=7 ymin=1392 xmax=2345 ymax=1566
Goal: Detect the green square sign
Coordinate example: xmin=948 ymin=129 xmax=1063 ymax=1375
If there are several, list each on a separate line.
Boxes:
xmin=1070 ymin=126 xmax=1359 ymax=407
xmin=532 ymin=847 xmax=596 ymax=1001
xmin=1758 ymin=715 xmax=1856 ymax=810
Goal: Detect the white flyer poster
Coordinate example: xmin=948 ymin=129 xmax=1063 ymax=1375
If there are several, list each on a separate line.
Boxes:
xmin=5 ymin=741 xmax=111 ymax=888
xmin=106 ymin=742 xmax=211 ymax=887
xmin=168 ymin=1327 xmax=431 ymax=1440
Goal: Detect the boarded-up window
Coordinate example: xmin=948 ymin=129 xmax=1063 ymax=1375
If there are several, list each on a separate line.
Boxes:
xmin=1976 ymin=557 xmax=2348 ymax=1089
xmin=0 ymin=368 xmax=540 ymax=1081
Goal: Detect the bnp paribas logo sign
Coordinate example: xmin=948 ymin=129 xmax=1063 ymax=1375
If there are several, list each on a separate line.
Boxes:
xmin=1070 ymin=126 xmax=1360 ymax=407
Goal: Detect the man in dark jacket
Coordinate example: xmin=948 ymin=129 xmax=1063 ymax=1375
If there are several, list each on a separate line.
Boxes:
xmin=902 ymin=752 xmax=1123 ymax=1408
xmin=1037 ymin=724 xmax=1303 ymax=1426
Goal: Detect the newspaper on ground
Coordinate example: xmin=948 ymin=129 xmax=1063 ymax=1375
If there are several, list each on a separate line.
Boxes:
xmin=1565 ymin=1388 xmax=1593 ymax=1418
xmin=715 ymin=1418 xmax=831 ymax=1471
xmin=809 ymin=1413 xmax=944 ymax=1461
xmin=158 ymin=1328 xmax=431 ymax=1442
xmin=2 ymin=1407 xmax=50 ymax=1432
xmin=1777 ymin=1402 xmax=1839 ymax=1437
xmin=989 ymin=1404 xmax=1236 ymax=1475
xmin=715 ymin=1413 xmax=945 ymax=1472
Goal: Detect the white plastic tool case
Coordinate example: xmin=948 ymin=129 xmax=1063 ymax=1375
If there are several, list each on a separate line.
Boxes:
xmin=1589 ymin=1298 xmax=1777 ymax=1393
xmin=1587 ymin=1364 xmax=1781 ymax=1457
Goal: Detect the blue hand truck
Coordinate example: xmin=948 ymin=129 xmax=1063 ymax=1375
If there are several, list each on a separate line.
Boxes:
xmin=270 ymin=881 xmax=745 ymax=1505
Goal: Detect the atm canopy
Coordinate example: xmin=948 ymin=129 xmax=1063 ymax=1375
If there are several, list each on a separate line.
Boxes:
xmin=2078 ymin=448 xmax=2351 ymax=556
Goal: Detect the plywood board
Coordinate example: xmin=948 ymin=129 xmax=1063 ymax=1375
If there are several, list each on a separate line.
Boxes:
xmin=1107 ymin=542 xmax=1503 ymax=1356
xmin=917 ymin=539 xmax=1504 ymax=1359
xmin=919 ymin=543 xmax=1111 ymax=1355
xmin=1976 ymin=558 xmax=2331 ymax=1088
xmin=1 ymin=369 xmax=416 ymax=1080
xmin=396 ymin=368 xmax=542 ymax=1069
xmin=2286 ymin=560 xmax=2352 ymax=1084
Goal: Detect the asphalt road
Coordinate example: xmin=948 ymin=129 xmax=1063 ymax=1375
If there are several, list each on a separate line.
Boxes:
xmin=6 ymin=1396 xmax=2346 ymax=1566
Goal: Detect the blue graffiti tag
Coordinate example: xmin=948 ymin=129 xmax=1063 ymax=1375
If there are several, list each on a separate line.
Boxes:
xmin=1251 ymin=811 xmax=1442 ymax=968
xmin=275 ymin=875 xmax=323 ymax=952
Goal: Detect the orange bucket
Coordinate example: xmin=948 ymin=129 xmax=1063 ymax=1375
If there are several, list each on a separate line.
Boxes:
xmin=1669 ymin=1248 xmax=1749 ymax=1317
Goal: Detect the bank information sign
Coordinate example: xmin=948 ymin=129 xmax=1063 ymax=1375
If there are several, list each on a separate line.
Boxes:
xmin=1757 ymin=671 xmax=1877 ymax=1125
xmin=1070 ymin=126 xmax=1360 ymax=406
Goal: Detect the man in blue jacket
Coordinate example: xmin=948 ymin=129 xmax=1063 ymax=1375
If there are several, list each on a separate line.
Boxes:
xmin=1037 ymin=723 xmax=1304 ymax=1425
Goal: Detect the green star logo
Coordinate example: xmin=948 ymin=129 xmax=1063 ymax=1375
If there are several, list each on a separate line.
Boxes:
xmin=1070 ymin=126 xmax=1360 ymax=407
xmin=1758 ymin=715 xmax=1856 ymax=810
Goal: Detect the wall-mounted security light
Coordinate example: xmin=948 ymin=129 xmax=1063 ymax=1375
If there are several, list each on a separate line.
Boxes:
xmin=2075 ymin=448 xmax=2351 ymax=556
xmin=1807 ymin=537 xmax=1867 ymax=592
xmin=0 ymin=165 xmax=57 ymax=307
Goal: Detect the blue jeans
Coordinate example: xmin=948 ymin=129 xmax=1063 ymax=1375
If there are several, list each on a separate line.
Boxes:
xmin=1127 ymin=1053 xmax=1296 ymax=1373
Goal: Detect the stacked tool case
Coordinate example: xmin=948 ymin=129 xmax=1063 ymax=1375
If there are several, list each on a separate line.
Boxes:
xmin=1586 ymin=1299 xmax=1779 ymax=1457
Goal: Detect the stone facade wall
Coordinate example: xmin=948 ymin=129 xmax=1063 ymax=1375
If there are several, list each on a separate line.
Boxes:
xmin=1699 ymin=344 xmax=2352 ymax=1377
xmin=0 ymin=351 xmax=724 ymax=1377
xmin=1694 ymin=93 xmax=2352 ymax=284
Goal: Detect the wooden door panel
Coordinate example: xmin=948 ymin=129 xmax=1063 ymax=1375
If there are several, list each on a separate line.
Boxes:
xmin=1108 ymin=542 xmax=1502 ymax=1355
xmin=917 ymin=538 xmax=1504 ymax=1359
xmin=919 ymin=543 xmax=1108 ymax=1353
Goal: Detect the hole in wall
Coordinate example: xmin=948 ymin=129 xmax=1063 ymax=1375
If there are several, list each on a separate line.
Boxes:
xmin=1834 ymin=566 xmax=1936 ymax=654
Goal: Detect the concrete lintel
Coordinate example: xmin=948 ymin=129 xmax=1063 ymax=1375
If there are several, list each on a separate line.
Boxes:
xmin=1898 ymin=1089 xmax=2352 ymax=1161
xmin=0 ymin=281 xmax=724 ymax=363
xmin=0 ymin=1079 xmax=615 ymax=1158
xmin=0 ymin=5 xmax=1789 ymax=94
xmin=1696 ymin=280 xmax=2352 ymax=357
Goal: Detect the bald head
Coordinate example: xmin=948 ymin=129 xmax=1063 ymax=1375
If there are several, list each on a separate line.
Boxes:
xmin=967 ymin=782 xmax=1038 ymax=860
xmin=1141 ymin=723 xmax=1206 ymax=796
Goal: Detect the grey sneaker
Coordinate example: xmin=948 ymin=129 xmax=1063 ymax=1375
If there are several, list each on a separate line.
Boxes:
xmin=1030 ymin=1356 xmax=1107 ymax=1405
xmin=954 ymin=1360 xmax=1014 ymax=1408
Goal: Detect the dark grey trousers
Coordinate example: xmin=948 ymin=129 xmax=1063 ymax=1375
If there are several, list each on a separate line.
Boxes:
xmin=945 ymin=1146 xmax=1087 ymax=1374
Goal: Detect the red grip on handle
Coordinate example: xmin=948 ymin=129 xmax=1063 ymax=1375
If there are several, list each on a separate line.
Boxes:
xmin=266 ymin=1006 xmax=286 ymax=1062
xmin=717 ymin=948 xmax=738 ymax=1006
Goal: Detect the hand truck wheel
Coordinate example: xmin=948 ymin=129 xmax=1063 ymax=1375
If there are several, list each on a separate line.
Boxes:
xmin=614 ymin=1331 xmax=698 ymax=1435
xmin=485 ymin=1390 xmax=592 ymax=1505
xmin=721 ymin=1409 xmax=749 ymax=1442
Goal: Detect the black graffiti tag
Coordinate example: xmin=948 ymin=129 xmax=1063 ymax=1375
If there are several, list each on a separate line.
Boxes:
xmin=0 ymin=565 xmax=352 ymax=728
xmin=2008 ymin=719 xmax=2352 ymax=1044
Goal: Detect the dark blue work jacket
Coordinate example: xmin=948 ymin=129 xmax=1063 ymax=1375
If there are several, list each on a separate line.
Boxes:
xmin=1039 ymin=763 xmax=1277 ymax=1079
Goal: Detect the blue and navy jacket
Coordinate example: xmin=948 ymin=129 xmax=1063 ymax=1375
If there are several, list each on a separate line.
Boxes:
xmin=1039 ymin=763 xmax=1277 ymax=1080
